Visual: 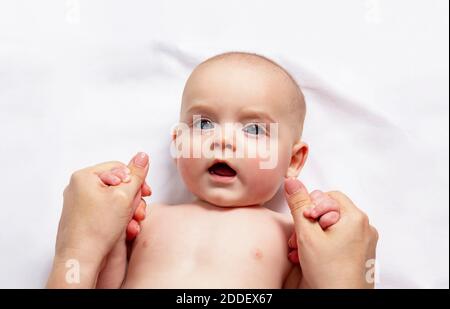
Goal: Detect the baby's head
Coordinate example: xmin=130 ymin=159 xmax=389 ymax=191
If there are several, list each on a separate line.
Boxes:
xmin=172 ymin=52 xmax=308 ymax=207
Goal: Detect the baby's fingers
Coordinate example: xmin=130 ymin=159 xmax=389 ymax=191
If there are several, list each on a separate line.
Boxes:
xmin=99 ymin=171 xmax=122 ymax=186
xmin=318 ymin=211 xmax=340 ymax=230
xmin=99 ymin=167 xmax=131 ymax=186
xmin=306 ymin=190 xmax=340 ymax=219
xmin=111 ymin=167 xmax=131 ymax=183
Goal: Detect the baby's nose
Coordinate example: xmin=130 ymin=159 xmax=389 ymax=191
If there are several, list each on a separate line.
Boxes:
xmin=211 ymin=139 xmax=235 ymax=151
xmin=210 ymin=126 xmax=236 ymax=152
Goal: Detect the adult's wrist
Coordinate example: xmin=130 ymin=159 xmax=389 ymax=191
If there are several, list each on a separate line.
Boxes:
xmin=47 ymin=247 xmax=103 ymax=288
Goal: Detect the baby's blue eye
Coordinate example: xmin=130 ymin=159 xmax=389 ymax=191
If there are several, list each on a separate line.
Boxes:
xmin=243 ymin=123 xmax=266 ymax=135
xmin=194 ymin=118 xmax=215 ymax=130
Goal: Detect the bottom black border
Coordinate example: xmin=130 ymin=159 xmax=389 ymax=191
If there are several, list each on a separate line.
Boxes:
xmin=1 ymin=289 xmax=448 ymax=307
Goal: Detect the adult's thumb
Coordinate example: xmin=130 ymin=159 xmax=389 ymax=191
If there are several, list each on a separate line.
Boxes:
xmin=285 ymin=178 xmax=313 ymax=214
xmin=285 ymin=178 xmax=323 ymax=235
xmin=122 ymin=152 xmax=150 ymax=197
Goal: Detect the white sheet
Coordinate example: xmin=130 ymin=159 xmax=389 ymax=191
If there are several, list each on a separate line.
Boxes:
xmin=0 ymin=0 xmax=448 ymax=288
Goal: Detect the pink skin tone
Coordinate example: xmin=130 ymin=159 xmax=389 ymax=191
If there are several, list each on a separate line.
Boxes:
xmin=176 ymin=60 xmax=307 ymax=208
xmin=100 ymin=165 xmax=339 ymax=263
xmin=174 ymin=60 xmax=342 ymax=266
xmin=288 ymin=190 xmax=340 ymax=264
xmin=98 ymin=167 xmax=151 ymax=241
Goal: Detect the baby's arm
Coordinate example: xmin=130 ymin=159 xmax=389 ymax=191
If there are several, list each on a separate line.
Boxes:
xmin=287 ymin=190 xmax=340 ymax=264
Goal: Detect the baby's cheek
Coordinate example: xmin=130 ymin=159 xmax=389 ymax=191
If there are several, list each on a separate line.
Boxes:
xmin=240 ymin=157 xmax=285 ymax=204
xmin=177 ymin=157 xmax=204 ymax=191
xmin=240 ymin=140 xmax=292 ymax=204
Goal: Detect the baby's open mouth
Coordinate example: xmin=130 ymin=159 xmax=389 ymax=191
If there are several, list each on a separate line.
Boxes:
xmin=208 ymin=162 xmax=237 ymax=177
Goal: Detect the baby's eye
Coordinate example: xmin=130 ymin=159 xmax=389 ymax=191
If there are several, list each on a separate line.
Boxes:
xmin=242 ymin=123 xmax=267 ymax=136
xmin=193 ymin=118 xmax=215 ymax=130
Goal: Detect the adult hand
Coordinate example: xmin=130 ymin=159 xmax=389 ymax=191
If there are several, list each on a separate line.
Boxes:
xmin=47 ymin=152 xmax=149 ymax=288
xmin=284 ymin=178 xmax=378 ymax=289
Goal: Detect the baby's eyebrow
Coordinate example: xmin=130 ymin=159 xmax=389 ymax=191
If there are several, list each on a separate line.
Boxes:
xmin=239 ymin=108 xmax=276 ymax=123
xmin=185 ymin=103 xmax=217 ymax=116
xmin=185 ymin=103 xmax=276 ymax=123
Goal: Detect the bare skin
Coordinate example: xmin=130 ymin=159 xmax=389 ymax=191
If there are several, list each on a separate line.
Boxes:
xmin=47 ymin=54 xmax=376 ymax=289
xmin=46 ymin=153 xmax=151 ymax=288
xmin=46 ymin=152 xmax=376 ymax=289
xmin=96 ymin=168 xmax=340 ymax=288
xmin=125 ymin=202 xmax=293 ymax=288
xmin=92 ymin=56 xmax=344 ymax=288
xmin=284 ymin=178 xmax=378 ymax=288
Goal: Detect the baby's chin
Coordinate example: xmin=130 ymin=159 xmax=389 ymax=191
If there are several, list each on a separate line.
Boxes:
xmin=195 ymin=187 xmax=266 ymax=208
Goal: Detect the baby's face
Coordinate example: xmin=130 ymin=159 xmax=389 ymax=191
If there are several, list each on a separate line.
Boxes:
xmin=173 ymin=59 xmax=307 ymax=207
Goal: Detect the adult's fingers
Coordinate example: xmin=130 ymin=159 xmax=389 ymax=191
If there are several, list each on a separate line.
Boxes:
xmin=326 ymin=191 xmax=358 ymax=215
xmin=285 ymin=178 xmax=313 ymax=215
xmin=288 ymin=250 xmax=300 ymax=264
xmin=119 ymin=152 xmax=150 ymax=198
xmin=130 ymin=189 xmax=142 ymax=214
xmin=126 ymin=219 xmax=140 ymax=241
xmin=284 ymin=178 xmax=324 ymax=237
xmin=370 ymin=226 xmax=379 ymax=243
xmin=141 ymin=182 xmax=152 ymax=197
xmin=67 ymin=161 xmax=126 ymax=189
xmin=288 ymin=232 xmax=297 ymax=249
xmin=133 ymin=199 xmax=147 ymax=221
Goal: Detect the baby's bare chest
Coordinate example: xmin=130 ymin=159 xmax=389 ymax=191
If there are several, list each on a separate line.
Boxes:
xmin=129 ymin=204 xmax=292 ymax=283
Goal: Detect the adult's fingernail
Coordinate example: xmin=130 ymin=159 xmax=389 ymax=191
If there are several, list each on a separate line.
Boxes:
xmin=285 ymin=177 xmax=302 ymax=195
xmin=134 ymin=152 xmax=149 ymax=168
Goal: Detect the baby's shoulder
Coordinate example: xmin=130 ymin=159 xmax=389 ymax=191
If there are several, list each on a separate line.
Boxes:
xmin=147 ymin=202 xmax=169 ymax=209
xmin=145 ymin=202 xmax=169 ymax=216
xmin=265 ymin=209 xmax=294 ymax=231
xmin=146 ymin=201 xmax=196 ymax=214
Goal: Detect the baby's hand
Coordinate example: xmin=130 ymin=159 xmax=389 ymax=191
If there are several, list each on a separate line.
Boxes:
xmin=98 ymin=166 xmax=152 ymax=241
xmin=304 ymin=190 xmax=340 ymax=228
xmin=288 ymin=190 xmax=340 ymax=264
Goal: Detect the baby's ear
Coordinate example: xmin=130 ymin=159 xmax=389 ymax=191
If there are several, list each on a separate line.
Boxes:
xmin=285 ymin=141 xmax=308 ymax=178
xmin=171 ymin=123 xmax=184 ymax=142
xmin=171 ymin=123 xmax=186 ymax=165
xmin=171 ymin=127 xmax=178 ymax=165
xmin=171 ymin=128 xmax=177 ymax=142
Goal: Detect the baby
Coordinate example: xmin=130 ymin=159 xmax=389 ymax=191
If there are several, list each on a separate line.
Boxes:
xmin=95 ymin=52 xmax=340 ymax=288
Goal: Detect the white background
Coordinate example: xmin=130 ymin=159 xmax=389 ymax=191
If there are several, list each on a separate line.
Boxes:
xmin=0 ymin=0 xmax=448 ymax=288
